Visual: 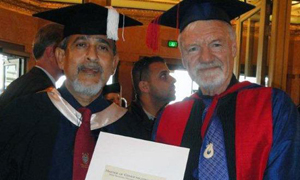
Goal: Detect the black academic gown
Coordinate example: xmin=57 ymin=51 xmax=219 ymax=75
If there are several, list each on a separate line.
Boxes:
xmin=0 ymin=84 xmax=144 ymax=180
xmin=128 ymin=100 xmax=154 ymax=141
xmin=0 ymin=67 xmax=54 ymax=110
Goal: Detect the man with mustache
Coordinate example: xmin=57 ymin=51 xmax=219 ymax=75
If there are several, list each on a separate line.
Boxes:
xmin=128 ymin=56 xmax=176 ymax=140
xmin=0 ymin=3 xmax=145 ymax=180
xmin=151 ymin=0 xmax=300 ymax=179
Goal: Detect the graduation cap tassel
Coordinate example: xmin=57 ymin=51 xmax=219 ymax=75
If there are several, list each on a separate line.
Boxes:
xmin=146 ymin=17 xmax=160 ymax=51
xmin=122 ymin=13 xmax=125 ymax=41
xmin=107 ymin=7 xmax=119 ymax=41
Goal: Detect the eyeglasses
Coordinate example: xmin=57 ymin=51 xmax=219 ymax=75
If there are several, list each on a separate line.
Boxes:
xmin=136 ymin=60 xmax=151 ymax=82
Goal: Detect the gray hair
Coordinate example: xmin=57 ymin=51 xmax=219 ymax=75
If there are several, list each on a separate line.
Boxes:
xmin=33 ymin=23 xmax=63 ymax=60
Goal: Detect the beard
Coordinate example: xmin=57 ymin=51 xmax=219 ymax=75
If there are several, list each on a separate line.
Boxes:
xmin=70 ymin=62 xmax=105 ymax=96
xmin=150 ymin=84 xmax=176 ymax=103
xmin=72 ymin=78 xmax=104 ymax=96
xmin=190 ymin=60 xmax=226 ymax=91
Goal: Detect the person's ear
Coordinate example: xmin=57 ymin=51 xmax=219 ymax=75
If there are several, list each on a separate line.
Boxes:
xmin=44 ymin=46 xmax=55 ymax=58
xmin=55 ymin=47 xmax=65 ymax=71
xmin=138 ymin=81 xmax=150 ymax=93
xmin=111 ymin=54 xmax=120 ymax=75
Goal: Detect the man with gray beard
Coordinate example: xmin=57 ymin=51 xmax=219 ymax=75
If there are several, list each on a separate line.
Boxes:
xmin=0 ymin=3 xmax=146 ymax=180
xmin=151 ymin=0 xmax=300 ymax=180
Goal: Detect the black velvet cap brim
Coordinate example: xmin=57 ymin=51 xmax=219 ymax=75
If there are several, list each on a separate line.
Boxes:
xmin=155 ymin=0 xmax=255 ymax=32
xmin=33 ymin=3 xmax=143 ymax=38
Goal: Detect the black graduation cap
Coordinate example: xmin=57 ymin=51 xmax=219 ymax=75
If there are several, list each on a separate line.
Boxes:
xmin=33 ymin=3 xmax=142 ymax=40
xmin=154 ymin=0 xmax=255 ymax=32
xmin=103 ymin=83 xmax=121 ymax=95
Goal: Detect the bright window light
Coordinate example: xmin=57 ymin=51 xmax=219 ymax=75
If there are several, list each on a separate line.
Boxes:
xmin=239 ymin=75 xmax=257 ymax=83
xmin=170 ymin=70 xmax=198 ymax=103
xmin=239 ymin=75 xmax=269 ymax=87
xmin=0 ymin=54 xmax=7 ymax=94
xmin=107 ymin=75 xmax=113 ymax=85
xmin=56 ymin=75 xmax=66 ymax=88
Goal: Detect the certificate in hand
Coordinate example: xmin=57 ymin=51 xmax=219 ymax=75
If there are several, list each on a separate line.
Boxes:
xmin=86 ymin=132 xmax=189 ymax=180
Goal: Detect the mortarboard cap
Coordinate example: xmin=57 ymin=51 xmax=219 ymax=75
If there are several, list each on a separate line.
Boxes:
xmin=103 ymin=83 xmax=121 ymax=95
xmin=33 ymin=3 xmax=142 ymax=40
xmin=155 ymin=0 xmax=255 ymax=32
xmin=146 ymin=0 xmax=255 ymax=50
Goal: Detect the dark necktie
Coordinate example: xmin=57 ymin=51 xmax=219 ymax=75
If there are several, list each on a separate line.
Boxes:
xmin=198 ymin=99 xmax=229 ymax=179
xmin=72 ymin=107 xmax=95 ymax=180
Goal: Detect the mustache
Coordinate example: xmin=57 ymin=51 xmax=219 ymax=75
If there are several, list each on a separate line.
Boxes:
xmin=195 ymin=60 xmax=223 ymax=70
xmin=78 ymin=62 xmax=103 ymax=73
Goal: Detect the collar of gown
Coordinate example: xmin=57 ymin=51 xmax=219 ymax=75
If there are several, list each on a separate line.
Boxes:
xmin=46 ymin=86 xmax=127 ymax=130
xmin=197 ymin=74 xmax=239 ymax=98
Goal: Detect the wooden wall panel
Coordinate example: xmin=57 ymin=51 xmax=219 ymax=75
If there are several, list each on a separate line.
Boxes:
xmin=118 ymin=61 xmax=134 ymax=104
xmin=287 ymin=36 xmax=300 ymax=105
xmin=268 ymin=0 xmax=291 ymax=90
xmin=117 ymin=25 xmax=181 ymax=61
xmin=0 ymin=7 xmax=47 ymax=69
xmin=1 ymin=5 xmax=300 ymax=104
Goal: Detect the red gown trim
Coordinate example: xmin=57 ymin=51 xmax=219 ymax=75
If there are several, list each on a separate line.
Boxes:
xmin=155 ymin=84 xmax=273 ymax=179
xmin=235 ymin=87 xmax=273 ymax=180
xmin=156 ymin=98 xmax=195 ymax=146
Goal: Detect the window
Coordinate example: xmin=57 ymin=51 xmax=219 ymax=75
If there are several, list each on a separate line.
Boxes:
xmin=170 ymin=70 xmax=198 ymax=103
xmin=0 ymin=53 xmax=26 ymax=94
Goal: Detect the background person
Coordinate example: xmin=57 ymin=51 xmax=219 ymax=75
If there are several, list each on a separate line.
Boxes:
xmin=103 ymin=82 xmax=122 ymax=106
xmin=128 ymin=56 xmax=176 ymax=140
xmin=0 ymin=23 xmax=64 ymax=109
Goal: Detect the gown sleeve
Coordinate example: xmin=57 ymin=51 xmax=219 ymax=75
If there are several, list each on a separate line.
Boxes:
xmin=0 ymin=98 xmax=29 ymax=179
xmin=263 ymin=89 xmax=300 ymax=179
xmin=0 ymin=94 xmax=59 ymax=180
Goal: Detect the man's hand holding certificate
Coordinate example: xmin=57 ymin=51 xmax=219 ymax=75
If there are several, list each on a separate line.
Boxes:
xmin=86 ymin=132 xmax=189 ymax=180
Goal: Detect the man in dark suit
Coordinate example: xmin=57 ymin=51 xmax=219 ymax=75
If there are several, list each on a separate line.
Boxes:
xmin=0 ymin=23 xmax=64 ymax=109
